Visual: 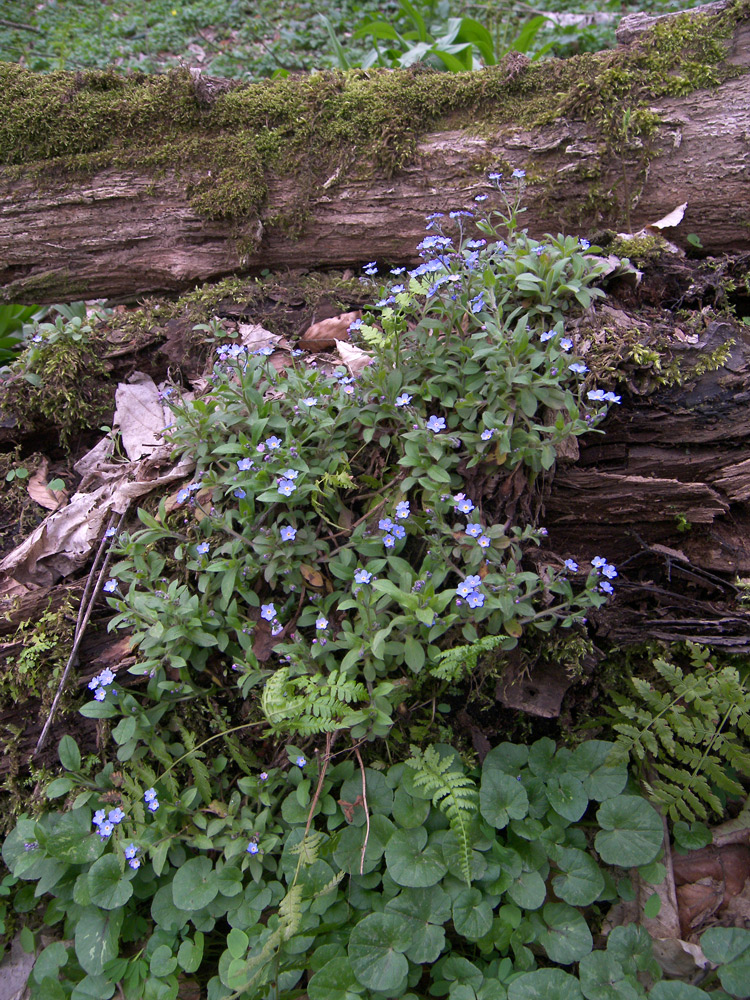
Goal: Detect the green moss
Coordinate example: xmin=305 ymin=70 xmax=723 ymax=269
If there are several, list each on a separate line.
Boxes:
xmin=0 ymin=2 xmax=745 ymax=236
xmin=610 ymin=233 xmax=667 ymax=267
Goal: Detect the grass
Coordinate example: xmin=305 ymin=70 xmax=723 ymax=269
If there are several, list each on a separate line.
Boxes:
xmin=0 ymin=0 xmax=718 ymax=80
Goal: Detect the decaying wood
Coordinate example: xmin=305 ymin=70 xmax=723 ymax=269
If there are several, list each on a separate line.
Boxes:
xmin=1 ymin=0 xmax=749 ymax=301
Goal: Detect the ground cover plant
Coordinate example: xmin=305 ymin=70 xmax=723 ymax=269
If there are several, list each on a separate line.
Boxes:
xmin=4 ymin=175 xmax=750 ymax=999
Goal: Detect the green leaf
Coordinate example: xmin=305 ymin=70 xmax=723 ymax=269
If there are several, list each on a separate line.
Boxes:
xmin=87 ymin=855 xmax=134 ymax=910
xmin=80 ymin=701 xmax=118 ymax=719
xmin=58 ymin=735 xmax=81 ymax=771
xmin=333 ymin=816 xmax=393 ymax=876
xmin=578 ymin=951 xmax=642 ymax=1000
xmin=508 ymin=968 xmax=584 ymax=1000
xmin=700 ymin=927 xmax=750 ymax=997
xmin=45 ymin=776 xmax=73 ymax=798
xmin=111 ymin=717 xmax=136 ymax=745
xmin=348 ymin=912 xmax=410 ymax=991
xmin=178 ymin=933 xmax=204 ymax=974
xmin=392 ymin=786 xmax=430 ymax=829
xmin=308 ymin=957 xmax=364 ymax=1000
xmin=569 ymin=741 xmax=628 ymax=801
xmin=46 ymin=813 xmax=105 ymax=866
xmin=551 ymin=847 xmax=605 ymax=906
xmin=404 ymin=636 xmax=425 ymax=672
xmin=595 ymin=796 xmax=664 ymax=867
xmin=546 ymin=774 xmax=588 ymax=822
xmin=74 ymin=907 xmax=123 ymax=976
xmin=20 ymin=924 xmax=35 ymax=953
xmin=507 ymin=869 xmax=546 ymax=910
xmin=452 ymin=887 xmax=493 ymax=941
xmin=70 ymin=974 xmax=116 ymax=1000
xmin=385 ymin=827 xmax=447 ymax=888
xmin=540 ymin=902 xmax=593 ymax=964
xmin=649 ymin=984 xmax=711 ymax=1000
xmin=385 ymin=886 xmax=450 ymax=964
xmin=172 ymin=856 xmax=218 ymax=911
xmin=150 ymin=943 xmax=178 ymax=977
xmin=151 ymin=884 xmax=189 ymax=933
xmin=33 ymin=941 xmax=68 ymax=984
xmin=643 ymin=893 xmax=662 ymax=919
xmin=480 ymin=770 xmax=529 ymax=829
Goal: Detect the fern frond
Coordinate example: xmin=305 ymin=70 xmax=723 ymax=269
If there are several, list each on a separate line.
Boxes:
xmin=431 ymin=634 xmax=507 ymax=682
xmin=406 ymin=744 xmax=478 ymax=886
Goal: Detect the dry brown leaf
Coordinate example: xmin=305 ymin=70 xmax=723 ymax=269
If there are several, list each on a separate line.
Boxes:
xmin=336 ymin=340 xmax=372 ymax=376
xmin=647 ymin=201 xmax=688 ymax=230
xmin=299 ymin=312 xmax=360 ymax=350
xmin=27 ymin=459 xmax=67 ymax=511
xmin=113 ymin=372 xmax=169 ymax=462
xmin=300 ymin=563 xmax=325 ymax=589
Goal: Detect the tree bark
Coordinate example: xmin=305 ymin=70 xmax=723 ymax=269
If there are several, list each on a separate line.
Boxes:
xmin=1 ymin=0 xmax=748 ymax=302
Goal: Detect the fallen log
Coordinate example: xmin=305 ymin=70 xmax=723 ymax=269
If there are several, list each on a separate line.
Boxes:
xmin=1 ymin=0 xmax=749 ymax=302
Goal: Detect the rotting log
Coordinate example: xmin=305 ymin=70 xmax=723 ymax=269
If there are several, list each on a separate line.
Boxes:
xmin=1 ymin=0 xmax=749 ymax=302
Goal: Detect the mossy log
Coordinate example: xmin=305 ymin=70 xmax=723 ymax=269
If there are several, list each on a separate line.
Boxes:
xmin=1 ymin=0 xmax=749 ymax=302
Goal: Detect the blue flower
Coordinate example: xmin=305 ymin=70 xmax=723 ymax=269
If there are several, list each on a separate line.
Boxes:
xmin=604 ymin=392 xmax=622 ymax=404
xmin=512 ymin=168 xmax=526 ymax=178
xmin=599 ymin=580 xmax=614 ymax=595
xmin=247 ymin=842 xmax=260 ymax=855
xmin=280 ymin=525 xmax=296 ymax=541
xmin=395 ymin=393 xmax=412 ymax=407
xmin=471 ymin=293 xmax=484 ymax=314
xmin=125 ymin=844 xmax=138 ymax=859
xmin=601 ymin=563 xmax=618 ymax=579
xmin=559 ymin=338 xmax=573 ymax=351
xmin=591 ymin=556 xmax=607 ymax=569
xmin=379 ymin=517 xmax=394 ymax=532
xmin=261 ymin=604 xmax=276 ymax=621
xmin=259 ymin=771 xmax=269 ymax=781
xmin=348 ymin=319 xmax=363 ymax=331
xmin=292 ymin=348 xmax=305 ymax=356
xmin=391 ymin=524 xmax=406 ymax=539
xmin=282 ymin=468 xmax=299 ymax=479
xmin=579 ymin=238 xmax=591 ymax=250
xmin=128 ymin=858 xmax=141 ymax=870
xmin=455 ymin=580 xmax=475 ymax=598
xmin=480 ymin=428 xmax=494 ymax=441
xmin=564 ymin=559 xmax=579 ymax=572
xmin=94 ymin=688 xmax=106 ymax=701
xmin=540 ymin=330 xmax=554 ymax=342
xmin=256 ymin=346 xmax=274 ymax=356
xmin=465 ymin=524 xmax=483 ymax=538
xmin=383 ymin=534 xmax=395 ymax=548
xmin=234 ymin=488 xmax=247 ymax=499
xmin=364 ymin=262 xmax=378 ymax=275
xmin=315 ymin=616 xmax=328 ymax=630
xmin=301 ymin=397 xmax=318 ymax=406
xmin=354 ymin=568 xmax=372 ymax=584
xmin=395 ymin=501 xmax=410 ymax=519
xmin=176 ymin=488 xmax=190 ymax=504
xmin=266 ymin=436 xmax=282 ymax=450
xmin=144 ymin=788 xmax=158 ymax=803
xmin=588 ymin=389 xmax=607 ymax=402
xmin=237 ymin=457 xmax=254 ymax=471
xmin=93 ymin=809 xmax=106 ymax=827
xmin=103 ymin=579 xmax=118 ymax=593
xmin=147 ymin=799 xmax=160 ymax=813
xmin=477 ymin=535 xmax=491 ymax=548
xmin=465 ymin=239 xmax=486 ymax=249
xmin=278 ymin=479 xmax=296 ymax=497
xmin=108 ymin=808 xmax=126 ymax=825
xmin=426 ymin=415 xmax=446 ymax=433
xmin=466 ymin=591 xmax=485 ymax=609
xmin=98 ymin=821 xmax=114 ymax=839
xmin=105 ymin=527 xmax=117 ymax=538
xmin=296 ymin=756 xmax=306 ymax=767
xmin=454 ymin=496 xmax=474 ymax=514
xmin=488 ymin=172 xmax=502 ymax=181
xmin=474 ymin=194 xmax=488 ymax=202
xmin=391 ymin=284 xmax=405 ymax=294
xmin=391 ymin=267 xmax=406 ymax=275
xmin=196 ymin=542 xmax=210 ymax=555
xmin=570 ymin=363 xmax=588 ymax=374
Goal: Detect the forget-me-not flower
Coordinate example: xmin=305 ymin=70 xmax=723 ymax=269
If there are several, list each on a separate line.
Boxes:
xmin=103 ymin=579 xmax=118 ymax=593
xmin=280 ymin=526 xmax=296 ymax=541
xmin=465 ymin=524 xmax=483 ymax=538
xmin=395 ymin=501 xmax=410 ymax=519
xmin=278 ymin=479 xmax=296 ymax=497
xmin=261 ymin=604 xmax=276 ymax=621
xmin=395 ymin=393 xmax=412 ymax=407
xmin=354 ymin=568 xmax=372 ymax=584
xmin=426 ymin=415 xmax=446 ymax=433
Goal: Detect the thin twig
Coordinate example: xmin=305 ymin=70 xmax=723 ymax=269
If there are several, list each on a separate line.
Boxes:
xmin=303 ymin=732 xmax=335 ymax=842
xmin=0 ymin=18 xmax=43 ymax=34
xmin=34 ymin=509 xmax=126 ymax=756
xmin=353 ymin=743 xmax=370 ymax=876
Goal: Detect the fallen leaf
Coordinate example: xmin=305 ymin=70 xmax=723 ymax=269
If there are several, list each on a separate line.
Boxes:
xmin=300 ymin=563 xmax=326 ymax=589
xmin=113 ymin=372 xmax=168 ymax=462
xmin=336 ymin=340 xmax=373 ymax=376
xmin=647 ymin=201 xmax=688 ymax=230
xmin=27 ymin=459 xmax=67 ymax=511
xmin=299 ymin=312 xmax=360 ymax=350
xmin=238 ymin=323 xmax=281 ymax=353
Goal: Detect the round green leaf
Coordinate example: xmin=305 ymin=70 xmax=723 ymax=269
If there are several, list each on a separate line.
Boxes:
xmin=546 ymin=774 xmax=589 ymax=822
xmin=32 ymin=941 xmax=68 ymax=984
xmin=392 ymin=786 xmax=430 ymax=828
xmin=384 ymin=827 xmax=447 ymax=888
xmin=595 ymin=796 xmax=663 ymax=867
xmin=700 ymin=927 xmax=750 ymax=997
xmin=540 ymin=902 xmax=593 ymax=964
xmin=87 ymin=855 xmax=134 ymax=911
xmin=151 ymin=884 xmax=190 ymax=932
xmin=452 ymin=888 xmax=493 ymax=941
xmin=348 ymin=913 xmax=410 ymax=991
xmin=46 ymin=813 xmax=105 ymax=866
xmin=551 ymin=847 xmax=605 ymax=906
xmin=308 ymin=957 xmax=364 ymax=1000
xmin=340 ymin=769 xmax=393 ymax=826
xmin=578 ymin=951 xmax=641 ymax=1000
xmin=672 ymin=821 xmax=711 ymax=852
xmin=70 ymin=974 xmax=116 ymax=1000
xmin=508 ymin=968 xmax=584 ymax=1000
xmin=333 ymin=814 xmax=394 ymax=875
xmin=506 ymin=869 xmax=546 ymax=910
xmin=480 ymin=770 xmax=529 ymax=830
xmin=482 ymin=743 xmax=529 ymax=775
xmin=172 ymin=856 xmax=218 ymax=911
xmin=649 ymin=984 xmax=712 ymax=1000
xmin=177 ymin=933 xmax=204 ymax=974
xmin=569 ymin=741 xmax=628 ymax=801
xmin=150 ymin=944 xmax=178 ymax=977
xmin=74 ymin=907 xmax=123 ymax=976
xmin=386 ymin=886 xmax=450 ymax=964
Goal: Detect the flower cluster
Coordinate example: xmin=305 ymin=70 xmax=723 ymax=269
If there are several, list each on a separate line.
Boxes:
xmin=591 ymin=556 xmax=618 ymax=595
xmin=144 ymin=787 xmax=160 ymax=813
xmin=125 ymin=843 xmax=141 ymax=870
xmin=88 ymin=668 xmax=116 ymax=702
xmin=93 ymin=806 xmax=126 ymax=840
